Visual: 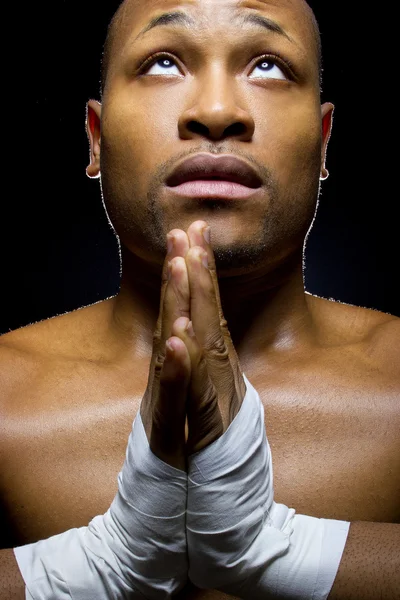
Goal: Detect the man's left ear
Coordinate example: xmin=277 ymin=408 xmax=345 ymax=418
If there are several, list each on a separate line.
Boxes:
xmin=320 ymin=103 xmax=334 ymax=181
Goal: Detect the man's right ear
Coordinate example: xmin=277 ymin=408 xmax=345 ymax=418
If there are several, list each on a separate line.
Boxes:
xmin=86 ymin=100 xmax=102 ymax=179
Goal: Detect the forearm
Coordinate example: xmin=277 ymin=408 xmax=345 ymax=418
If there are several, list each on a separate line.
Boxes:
xmin=0 ymin=549 xmax=25 ymax=600
xmin=328 ymin=521 xmax=400 ymax=600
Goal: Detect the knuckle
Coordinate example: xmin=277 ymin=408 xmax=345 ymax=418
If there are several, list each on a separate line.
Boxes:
xmin=204 ymin=333 xmax=229 ymax=360
xmin=152 ymin=331 xmax=162 ymax=352
xmin=154 ymin=351 xmax=165 ymax=372
xmin=151 ymin=353 xmax=166 ymax=386
xmin=153 ymin=323 xmax=162 ymax=340
xmin=220 ymin=317 xmax=231 ymax=336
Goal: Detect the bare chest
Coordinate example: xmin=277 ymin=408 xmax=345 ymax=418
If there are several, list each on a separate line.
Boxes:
xmin=1 ymin=358 xmax=399 ymax=552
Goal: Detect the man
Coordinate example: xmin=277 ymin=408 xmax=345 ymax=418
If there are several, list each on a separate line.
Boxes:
xmin=0 ymin=0 xmax=399 ymax=598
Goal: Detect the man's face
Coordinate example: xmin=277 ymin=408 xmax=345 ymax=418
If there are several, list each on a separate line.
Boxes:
xmin=95 ymin=0 xmax=330 ymax=277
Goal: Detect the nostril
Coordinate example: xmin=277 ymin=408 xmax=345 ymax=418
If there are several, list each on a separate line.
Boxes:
xmin=225 ymin=122 xmax=247 ymax=137
xmin=187 ymin=121 xmax=209 ymax=136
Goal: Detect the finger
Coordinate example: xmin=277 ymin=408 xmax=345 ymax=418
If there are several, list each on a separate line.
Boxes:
xmin=187 ymin=221 xmax=231 ymax=352
xmin=150 ymin=335 xmax=191 ymax=471
xmin=149 ymin=233 xmax=190 ymax=384
xmin=184 ymin=244 xmax=240 ymax=429
xmin=141 ymin=231 xmax=190 ymax=434
xmin=185 ymin=244 xmax=222 ymax=353
xmin=161 ymin=256 xmax=190 ymax=350
xmin=172 ymin=317 xmax=223 ymax=455
xmin=187 ymin=221 xmax=246 ymax=408
xmin=155 ymin=230 xmax=190 ymax=341
xmin=186 ymin=221 xmax=224 ymax=327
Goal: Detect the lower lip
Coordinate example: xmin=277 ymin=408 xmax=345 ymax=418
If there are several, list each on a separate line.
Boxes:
xmin=166 ymin=180 xmax=261 ymax=199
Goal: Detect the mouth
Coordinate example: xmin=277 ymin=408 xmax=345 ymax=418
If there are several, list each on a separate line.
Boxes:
xmin=165 ymin=153 xmax=263 ymax=200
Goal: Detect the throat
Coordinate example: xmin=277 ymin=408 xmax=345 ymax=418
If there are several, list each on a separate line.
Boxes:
xmin=219 ymin=268 xmax=315 ymax=360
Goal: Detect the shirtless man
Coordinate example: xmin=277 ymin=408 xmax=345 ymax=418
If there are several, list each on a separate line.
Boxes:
xmin=1 ymin=0 xmax=399 ymax=598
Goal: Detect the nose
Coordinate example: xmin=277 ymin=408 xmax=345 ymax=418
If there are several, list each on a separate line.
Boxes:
xmin=177 ymin=66 xmax=255 ymax=142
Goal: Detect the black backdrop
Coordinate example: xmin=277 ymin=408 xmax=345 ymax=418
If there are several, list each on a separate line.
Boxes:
xmin=1 ymin=2 xmax=398 ymax=335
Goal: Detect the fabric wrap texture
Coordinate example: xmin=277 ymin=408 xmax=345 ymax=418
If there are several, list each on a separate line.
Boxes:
xmin=13 ymin=410 xmax=188 ymax=600
xmin=187 ymin=372 xmax=350 ymax=599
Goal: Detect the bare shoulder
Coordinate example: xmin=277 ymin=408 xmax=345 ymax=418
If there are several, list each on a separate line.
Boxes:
xmin=307 ymin=294 xmax=400 ymax=376
xmin=0 ymin=299 xmax=118 ymax=408
xmin=0 ymin=329 xmax=44 ymax=408
xmin=0 ymin=299 xmax=116 ymax=361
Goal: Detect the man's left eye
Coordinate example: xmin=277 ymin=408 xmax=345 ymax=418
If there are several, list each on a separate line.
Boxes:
xmin=249 ymin=58 xmax=287 ymax=80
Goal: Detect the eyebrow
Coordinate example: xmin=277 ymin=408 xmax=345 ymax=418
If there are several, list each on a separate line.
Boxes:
xmin=237 ymin=13 xmax=294 ymax=43
xmin=134 ymin=12 xmax=195 ymax=42
xmin=134 ymin=11 xmax=294 ymax=44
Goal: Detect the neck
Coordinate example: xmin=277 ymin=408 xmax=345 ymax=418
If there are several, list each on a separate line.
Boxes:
xmin=105 ymin=246 xmax=316 ymax=367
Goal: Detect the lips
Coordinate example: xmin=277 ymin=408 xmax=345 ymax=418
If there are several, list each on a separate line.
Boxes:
xmin=165 ymin=153 xmax=263 ymax=189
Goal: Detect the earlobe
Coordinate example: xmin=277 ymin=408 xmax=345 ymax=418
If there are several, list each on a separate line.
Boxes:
xmin=86 ymin=100 xmax=102 ymax=179
xmin=320 ymin=102 xmax=334 ymax=181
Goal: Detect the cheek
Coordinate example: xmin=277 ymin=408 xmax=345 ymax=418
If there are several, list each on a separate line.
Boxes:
xmin=264 ymin=100 xmax=322 ymax=187
xmin=106 ymin=86 xmax=181 ymax=142
xmin=101 ymin=90 xmax=180 ymax=192
xmin=102 ymin=101 xmax=150 ymax=175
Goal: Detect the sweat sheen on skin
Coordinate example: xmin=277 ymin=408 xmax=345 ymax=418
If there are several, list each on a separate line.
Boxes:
xmin=13 ymin=375 xmax=349 ymax=600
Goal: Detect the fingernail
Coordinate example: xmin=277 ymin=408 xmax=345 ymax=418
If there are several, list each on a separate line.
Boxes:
xmin=166 ymin=339 xmax=175 ymax=355
xmin=167 ymin=234 xmax=174 ymax=254
xmin=185 ymin=320 xmax=195 ymax=337
xmin=201 ymin=251 xmax=208 ymax=268
xmin=203 ymin=227 xmax=211 ymax=244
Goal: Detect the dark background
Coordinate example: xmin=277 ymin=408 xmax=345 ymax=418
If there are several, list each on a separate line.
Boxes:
xmin=1 ymin=2 xmax=398 ymax=335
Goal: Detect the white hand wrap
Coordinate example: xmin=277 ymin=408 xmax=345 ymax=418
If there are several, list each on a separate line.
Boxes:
xmin=13 ymin=410 xmax=188 ymax=600
xmin=187 ymin=373 xmax=350 ymax=599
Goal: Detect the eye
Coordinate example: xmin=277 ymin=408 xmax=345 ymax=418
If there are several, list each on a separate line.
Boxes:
xmin=249 ymin=57 xmax=287 ymax=81
xmin=141 ymin=54 xmax=181 ymax=76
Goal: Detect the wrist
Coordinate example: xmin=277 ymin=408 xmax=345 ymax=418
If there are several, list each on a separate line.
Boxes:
xmin=187 ymin=373 xmax=276 ymax=588
xmin=186 ymin=374 xmax=350 ymax=600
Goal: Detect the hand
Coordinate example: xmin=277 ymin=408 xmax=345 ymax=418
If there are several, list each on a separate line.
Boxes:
xmin=169 ymin=220 xmax=247 ymax=455
xmin=140 ymin=228 xmax=193 ymax=470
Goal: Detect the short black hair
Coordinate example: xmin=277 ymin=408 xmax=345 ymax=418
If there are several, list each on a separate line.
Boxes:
xmin=99 ymin=0 xmax=323 ymax=99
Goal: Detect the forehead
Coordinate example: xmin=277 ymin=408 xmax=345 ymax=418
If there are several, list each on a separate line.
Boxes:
xmin=116 ymin=0 xmax=315 ymax=48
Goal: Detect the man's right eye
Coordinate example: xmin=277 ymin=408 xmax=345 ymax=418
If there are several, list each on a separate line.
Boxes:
xmin=140 ymin=53 xmax=181 ymax=76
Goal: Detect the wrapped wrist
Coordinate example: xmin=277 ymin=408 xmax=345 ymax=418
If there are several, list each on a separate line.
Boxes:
xmin=187 ymin=373 xmax=350 ymax=599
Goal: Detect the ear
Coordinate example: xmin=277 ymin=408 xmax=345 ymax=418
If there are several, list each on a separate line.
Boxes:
xmin=86 ymin=100 xmax=102 ymax=179
xmin=320 ymin=102 xmax=334 ymax=181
